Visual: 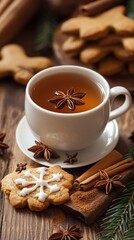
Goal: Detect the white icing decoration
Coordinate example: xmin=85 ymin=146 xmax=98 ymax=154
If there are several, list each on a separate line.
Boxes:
xmin=14 ymin=167 xmax=63 ymax=202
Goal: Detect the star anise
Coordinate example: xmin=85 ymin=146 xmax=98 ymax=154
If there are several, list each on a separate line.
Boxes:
xmin=15 ymin=163 xmax=27 ymax=173
xmin=128 ymin=130 xmax=134 ymax=143
xmin=64 ymin=153 xmax=78 ymax=164
xmin=94 ymin=170 xmax=126 ymax=194
xmin=48 ymin=88 xmax=86 ymax=111
xmin=28 ymin=141 xmax=60 ymax=161
xmin=0 ymin=133 xmax=9 ymax=156
xmin=49 ymin=224 xmax=82 ymax=240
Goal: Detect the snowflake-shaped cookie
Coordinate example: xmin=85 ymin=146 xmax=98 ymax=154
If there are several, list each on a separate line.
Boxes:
xmin=1 ymin=165 xmax=74 ymax=211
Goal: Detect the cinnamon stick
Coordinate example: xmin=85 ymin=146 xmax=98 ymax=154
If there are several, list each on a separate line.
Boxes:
xmin=74 ymin=150 xmax=123 ymax=189
xmin=0 ymin=0 xmax=41 ymax=48
xmin=0 ymin=0 xmax=12 ymax=15
xmin=79 ymin=158 xmax=134 ymax=191
xmin=62 ymin=168 xmax=134 ymax=225
xmin=79 ymin=0 xmax=125 ymax=16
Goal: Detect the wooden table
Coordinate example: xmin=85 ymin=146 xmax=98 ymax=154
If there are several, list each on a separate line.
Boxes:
xmin=0 ymin=73 xmax=134 ymax=240
xmin=0 ymin=25 xmax=134 ymax=240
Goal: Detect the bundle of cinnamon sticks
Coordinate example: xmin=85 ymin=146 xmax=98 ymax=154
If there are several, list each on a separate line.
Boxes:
xmin=0 ymin=0 xmax=41 ymax=48
xmin=62 ymin=150 xmax=134 ymax=225
xmin=74 ymin=150 xmax=134 ymax=191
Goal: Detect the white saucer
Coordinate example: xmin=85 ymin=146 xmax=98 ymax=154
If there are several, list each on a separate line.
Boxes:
xmin=16 ymin=116 xmax=119 ymax=169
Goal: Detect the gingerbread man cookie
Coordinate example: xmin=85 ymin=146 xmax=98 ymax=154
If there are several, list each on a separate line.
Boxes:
xmin=0 ymin=44 xmax=53 ymax=85
xmin=1 ymin=165 xmax=74 ymax=211
xmin=61 ymin=6 xmax=134 ymax=39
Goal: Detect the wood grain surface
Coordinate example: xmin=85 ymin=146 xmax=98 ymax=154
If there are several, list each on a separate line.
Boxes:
xmin=0 ymin=74 xmax=134 ymax=240
xmin=0 ymin=23 xmax=134 ymax=240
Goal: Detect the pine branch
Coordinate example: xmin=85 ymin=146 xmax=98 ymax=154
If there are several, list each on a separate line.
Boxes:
xmin=34 ymin=11 xmax=58 ymax=53
xmin=125 ymin=143 xmax=134 ymax=160
xmin=126 ymin=0 xmax=134 ymax=19
xmin=99 ymin=144 xmax=134 ymax=240
xmin=99 ymin=182 xmax=134 ymax=240
xmin=122 ymin=216 xmax=134 ymax=240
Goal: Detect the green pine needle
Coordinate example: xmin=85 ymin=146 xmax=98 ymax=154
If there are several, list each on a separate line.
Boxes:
xmin=99 ymin=144 xmax=134 ymax=240
xmin=122 ymin=216 xmax=134 ymax=240
xmin=99 ymin=182 xmax=134 ymax=240
xmin=125 ymin=144 xmax=134 ymax=160
xmin=34 ymin=12 xmax=58 ymax=52
xmin=126 ymin=0 xmax=134 ymax=19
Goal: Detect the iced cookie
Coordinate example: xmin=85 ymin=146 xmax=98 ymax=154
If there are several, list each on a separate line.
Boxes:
xmin=1 ymin=165 xmax=74 ymax=211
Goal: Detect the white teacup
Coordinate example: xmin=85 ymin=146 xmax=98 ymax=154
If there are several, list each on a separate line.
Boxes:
xmin=25 ymin=65 xmax=132 ymax=151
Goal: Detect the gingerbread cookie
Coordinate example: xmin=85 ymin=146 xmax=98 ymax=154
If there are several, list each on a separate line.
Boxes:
xmin=61 ymin=6 xmax=134 ymax=40
xmin=98 ymin=56 xmax=124 ymax=76
xmin=0 ymin=44 xmax=53 ymax=85
xmin=80 ymin=45 xmax=134 ymax=64
xmin=98 ymin=57 xmax=134 ymax=76
xmin=1 ymin=165 xmax=74 ymax=211
xmin=62 ymin=34 xmax=134 ymax=55
xmin=62 ymin=36 xmax=85 ymax=53
xmin=99 ymin=34 xmax=134 ymax=53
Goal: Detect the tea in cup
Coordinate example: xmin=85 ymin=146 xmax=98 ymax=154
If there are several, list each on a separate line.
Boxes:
xmin=25 ymin=65 xmax=132 ymax=151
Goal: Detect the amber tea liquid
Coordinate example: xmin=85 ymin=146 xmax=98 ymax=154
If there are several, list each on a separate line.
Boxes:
xmin=30 ymin=72 xmax=104 ymax=113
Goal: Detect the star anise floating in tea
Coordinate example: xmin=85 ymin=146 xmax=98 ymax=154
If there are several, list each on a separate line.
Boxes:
xmin=94 ymin=170 xmax=126 ymax=194
xmin=0 ymin=133 xmax=9 ymax=156
xmin=64 ymin=152 xmax=78 ymax=164
xmin=49 ymin=224 xmax=82 ymax=240
xmin=15 ymin=163 xmax=27 ymax=173
xmin=28 ymin=141 xmax=59 ymax=161
xmin=48 ymin=88 xmax=86 ymax=111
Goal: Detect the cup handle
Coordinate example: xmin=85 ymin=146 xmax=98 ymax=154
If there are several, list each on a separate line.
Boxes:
xmin=109 ymin=86 xmax=132 ymax=122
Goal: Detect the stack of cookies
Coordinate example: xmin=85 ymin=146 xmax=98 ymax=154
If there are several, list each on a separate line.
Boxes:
xmin=60 ymin=6 xmax=134 ymax=76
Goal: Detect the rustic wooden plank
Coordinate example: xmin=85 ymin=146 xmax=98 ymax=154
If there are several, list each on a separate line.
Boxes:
xmin=0 ymin=12 xmax=134 ymax=239
xmin=0 ymin=78 xmax=101 ymax=240
xmin=0 ymin=76 xmax=133 ymax=239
